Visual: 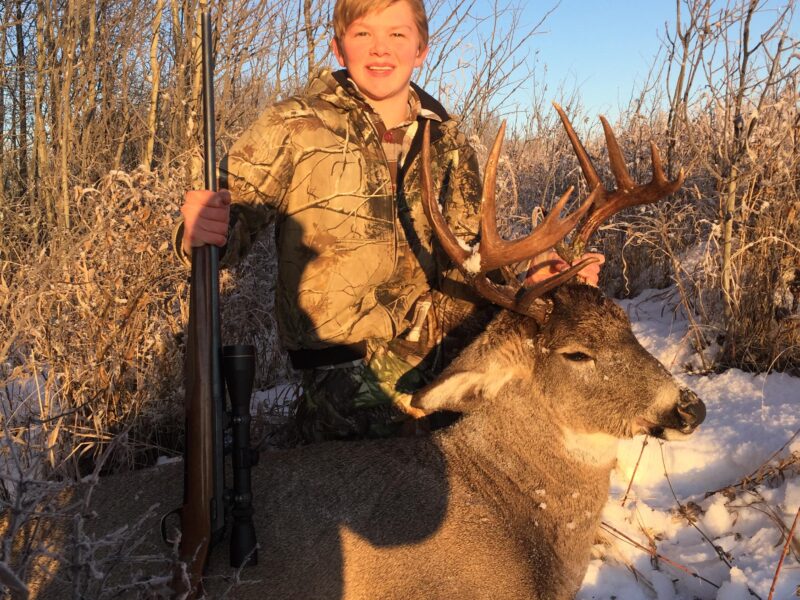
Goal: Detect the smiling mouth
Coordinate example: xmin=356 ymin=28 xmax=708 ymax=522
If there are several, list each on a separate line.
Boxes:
xmin=367 ymin=66 xmax=394 ymax=72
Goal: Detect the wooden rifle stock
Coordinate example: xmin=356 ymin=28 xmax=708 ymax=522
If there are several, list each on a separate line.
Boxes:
xmin=178 ymin=10 xmax=224 ymax=598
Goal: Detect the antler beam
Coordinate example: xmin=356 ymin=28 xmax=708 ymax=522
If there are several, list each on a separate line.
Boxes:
xmin=420 ymin=107 xmax=684 ymax=321
xmin=420 ymin=121 xmax=597 ymax=319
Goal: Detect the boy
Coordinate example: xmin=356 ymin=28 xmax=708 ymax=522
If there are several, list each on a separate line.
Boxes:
xmin=176 ymin=0 xmax=600 ymax=441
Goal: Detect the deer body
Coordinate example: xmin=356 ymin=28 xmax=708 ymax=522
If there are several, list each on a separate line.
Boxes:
xmin=218 ymin=427 xmax=611 ymax=600
xmin=224 ymin=284 xmax=702 ymax=600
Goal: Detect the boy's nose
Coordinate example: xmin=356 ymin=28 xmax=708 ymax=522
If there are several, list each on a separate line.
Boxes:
xmin=370 ymin=37 xmax=390 ymax=54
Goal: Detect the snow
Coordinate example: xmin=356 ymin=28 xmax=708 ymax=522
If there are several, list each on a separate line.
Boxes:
xmin=462 ymin=250 xmax=482 ymax=274
xmin=577 ymin=289 xmax=800 ymax=600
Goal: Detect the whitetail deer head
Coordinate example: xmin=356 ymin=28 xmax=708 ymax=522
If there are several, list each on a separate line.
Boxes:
xmin=416 ymin=105 xmax=704 ymax=444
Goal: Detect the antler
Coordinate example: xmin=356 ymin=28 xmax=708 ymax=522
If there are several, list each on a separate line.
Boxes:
xmin=420 ymin=121 xmax=600 ymax=320
xmin=551 ymin=103 xmax=685 ymax=262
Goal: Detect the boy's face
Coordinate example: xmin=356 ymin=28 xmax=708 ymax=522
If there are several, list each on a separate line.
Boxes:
xmin=332 ymin=1 xmax=428 ymax=110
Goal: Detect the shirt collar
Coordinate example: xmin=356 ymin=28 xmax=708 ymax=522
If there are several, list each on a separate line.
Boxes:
xmin=344 ymin=75 xmax=443 ymax=126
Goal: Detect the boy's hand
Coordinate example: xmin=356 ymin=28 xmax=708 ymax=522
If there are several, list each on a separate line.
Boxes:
xmin=180 ymin=189 xmax=231 ymax=256
xmin=524 ymin=250 xmax=605 ymax=287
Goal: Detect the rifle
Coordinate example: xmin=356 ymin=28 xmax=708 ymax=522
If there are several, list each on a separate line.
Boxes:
xmin=169 ymin=9 xmax=258 ymax=598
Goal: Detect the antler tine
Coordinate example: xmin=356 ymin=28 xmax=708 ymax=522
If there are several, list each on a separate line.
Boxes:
xmin=424 ymin=119 xmax=594 ymax=274
xmin=553 ymin=102 xmax=602 ymax=192
xmin=650 ymin=141 xmax=685 ymax=188
xmin=599 ymin=116 xmax=636 ymax=192
xmin=551 ymin=105 xmax=686 ymax=254
xmin=420 ymin=120 xmax=598 ymax=321
xmin=478 ymin=121 xmax=505 ymax=250
xmin=573 ymin=130 xmax=686 ymax=248
xmin=420 ymin=121 xmax=537 ymax=315
xmin=477 ymin=120 xmax=596 ymax=271
xmin=478 ymin=185 xmax=595 ymax=271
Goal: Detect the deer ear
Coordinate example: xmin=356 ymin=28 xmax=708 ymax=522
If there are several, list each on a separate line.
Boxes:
xmin=411 ymin=371 xmax=486 ymax=413
xmin=411 ymin=368 xmax=517 ymax=414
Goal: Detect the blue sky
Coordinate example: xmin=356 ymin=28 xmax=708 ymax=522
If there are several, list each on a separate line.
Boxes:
xmin=467 ymin=0 xmax=798 ymax=118
xmin=529 ymin=0 xmax=669 ymax=114
xmin=463 ymin=0 xmax=676 ymax=117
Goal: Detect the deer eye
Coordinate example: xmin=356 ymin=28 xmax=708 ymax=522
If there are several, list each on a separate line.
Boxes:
xmin=562 ymin=351 xmax=593 ymax=362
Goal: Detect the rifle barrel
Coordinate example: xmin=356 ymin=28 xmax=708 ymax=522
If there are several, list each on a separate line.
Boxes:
xmin=201 ymin=12 xmax=217 ymax=192
xmin=179 ymin=10 xmax=224 ymax=597
xmin=199 ymin=9 xmax=226 ymax=545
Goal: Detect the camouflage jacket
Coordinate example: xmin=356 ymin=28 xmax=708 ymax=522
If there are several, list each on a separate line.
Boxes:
xmin=178 ymin=69 xmax=482 ymax=353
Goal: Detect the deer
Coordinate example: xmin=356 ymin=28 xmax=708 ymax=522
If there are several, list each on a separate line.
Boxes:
xmin=31 ymin=106 xmax=705 ymax=600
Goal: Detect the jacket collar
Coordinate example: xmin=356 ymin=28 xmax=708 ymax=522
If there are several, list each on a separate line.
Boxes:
xmin=316 ymin=68 xmax=450 ymax=124
xmin=309 ymin=68 xmax=455 ymax=170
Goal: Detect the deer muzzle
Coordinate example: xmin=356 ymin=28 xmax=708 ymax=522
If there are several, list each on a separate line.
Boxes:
xmin=633 ymin=387 xmax=706 ymax=440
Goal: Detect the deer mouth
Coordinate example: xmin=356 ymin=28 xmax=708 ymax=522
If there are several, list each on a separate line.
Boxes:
xmin=631 ymin=387 xmax=706 ymax=440
xmin=632 ymin=418 xmax=695 ymax=440
xmin=633 ymin=403 xmax=705 ymax=440
xmin=632 ymin=417 xmax=663 ymax=438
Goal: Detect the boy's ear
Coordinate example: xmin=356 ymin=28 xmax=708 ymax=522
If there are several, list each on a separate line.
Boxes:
xmin=414 ymin=44 xmax=429 ymax=68
xmin=331 ymin=38 xmax=346 ymax=68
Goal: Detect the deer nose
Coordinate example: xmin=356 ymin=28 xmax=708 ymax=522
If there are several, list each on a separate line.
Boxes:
xmin=676 ymin=388 xmax=706 ymax=432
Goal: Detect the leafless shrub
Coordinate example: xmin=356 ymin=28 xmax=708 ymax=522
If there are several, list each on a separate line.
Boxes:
xmin=2 ymin=169 xmax=186 ymax=472
xmin=0 ymin=424 xmax=186 ymax=600
xmin=1 ymin=165 xmax=295 ymax=473
xmin=0 ymin=164 xmax=293 ymax=595
xmin=219 ymin=223 xmax=293 ymax=390
xmin=491 ymin=0 xmax=799 ymax=374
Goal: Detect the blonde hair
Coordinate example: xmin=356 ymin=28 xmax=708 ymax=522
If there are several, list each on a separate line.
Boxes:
xmin=333 ymin=0 xmax=429 ymax=50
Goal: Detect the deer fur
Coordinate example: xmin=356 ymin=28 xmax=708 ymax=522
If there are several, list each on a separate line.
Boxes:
xmin=32 ymin=283 xmax=704 ymax=600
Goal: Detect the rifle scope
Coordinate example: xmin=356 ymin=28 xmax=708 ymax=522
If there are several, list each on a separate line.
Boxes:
xmin=223 ymin=344 xmax=258 ymax=567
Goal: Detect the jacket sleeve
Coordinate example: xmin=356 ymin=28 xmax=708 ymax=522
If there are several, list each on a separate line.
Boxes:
xmin=172 ymin=105 xmax=296 ymax=267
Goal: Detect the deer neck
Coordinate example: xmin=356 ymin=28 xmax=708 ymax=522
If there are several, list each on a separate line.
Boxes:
xmin=559 ymin=426 xmax=620 ymax=467
xmin=438 ymin=408 xmax=613 ymax=543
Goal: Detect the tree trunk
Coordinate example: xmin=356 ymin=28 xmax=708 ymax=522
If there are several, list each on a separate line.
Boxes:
xmin=59 ymin=0 xmax=76 ymax=229
xmin=188 ymin=0 xmax=203 ymax=186
xmin=304 ymin=0 xmax=315 ymax=80
xmin=0 ymin=0 xmax=7 ymax=200
xmin=720 ymin=0 xmax=757 ymax=324
xmin=34 ymin=0 xmax=50 ymax=225
xmin=16 ymin=0 xmax=28 ymax=197
xmin=143 ymin=0 xmax=165 ymax=171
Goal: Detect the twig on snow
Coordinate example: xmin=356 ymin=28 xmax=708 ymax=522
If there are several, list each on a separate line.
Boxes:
xmin=599 ymin=521 xmax=721 ymax=589
xmin=767 ymin=504 xmax=800 ymax=600
xmin=621 ymin=436 xmax=648 ymax=506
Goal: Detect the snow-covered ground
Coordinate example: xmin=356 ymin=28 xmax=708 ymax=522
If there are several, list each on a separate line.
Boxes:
xmin=577 ymin=290 xmax=800 ymax=600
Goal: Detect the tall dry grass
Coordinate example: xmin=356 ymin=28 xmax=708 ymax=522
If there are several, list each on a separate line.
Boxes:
xmin=0 ymin=167 xmax=290 ymax=597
